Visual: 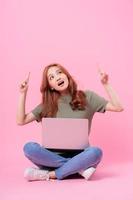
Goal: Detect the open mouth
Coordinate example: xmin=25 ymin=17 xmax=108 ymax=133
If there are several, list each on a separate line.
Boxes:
xmin=57 ymin=80 xmax=65 ymax=87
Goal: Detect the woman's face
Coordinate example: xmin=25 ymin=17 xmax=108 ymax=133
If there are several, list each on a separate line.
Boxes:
xmin=47 ymin=66 xmax=69 ymax=93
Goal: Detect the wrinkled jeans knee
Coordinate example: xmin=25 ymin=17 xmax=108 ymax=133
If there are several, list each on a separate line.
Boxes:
xmin=84 ymin=146 xmax=103 ymax=163
xmin=23 ymin=142 xmax=41 ymax=157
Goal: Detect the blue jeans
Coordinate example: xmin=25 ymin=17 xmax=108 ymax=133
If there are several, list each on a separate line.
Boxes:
xmin=23 ymin=142 xmax=103 ymax=180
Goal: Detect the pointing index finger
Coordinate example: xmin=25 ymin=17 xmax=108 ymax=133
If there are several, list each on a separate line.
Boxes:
xmin=25 ymin=72 xmax=30 ymax=83
xmin=98 ymin=67 xmax=104 ymax=75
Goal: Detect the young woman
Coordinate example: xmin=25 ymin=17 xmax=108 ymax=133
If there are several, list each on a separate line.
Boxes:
xmin=16 ymin=63 xmax=123 ymax=181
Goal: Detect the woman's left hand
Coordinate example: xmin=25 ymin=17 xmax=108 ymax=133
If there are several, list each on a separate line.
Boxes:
xmin=98 ymin=68 xmax=109 ymax=85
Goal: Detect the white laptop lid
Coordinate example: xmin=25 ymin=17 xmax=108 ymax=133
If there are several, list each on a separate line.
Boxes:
xmin=41 ymin=118 xmax=90 ymax=150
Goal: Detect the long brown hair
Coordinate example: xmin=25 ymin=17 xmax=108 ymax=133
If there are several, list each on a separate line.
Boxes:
xmin=40 ymin=63 xmax=87 ymax=118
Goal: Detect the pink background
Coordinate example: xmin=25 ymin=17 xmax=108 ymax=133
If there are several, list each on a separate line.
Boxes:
xmin=1 ymin=0 xmax=133 ymax=199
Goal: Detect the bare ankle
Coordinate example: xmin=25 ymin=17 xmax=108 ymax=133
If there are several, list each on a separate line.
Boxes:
xmin=48 ymin=171 xmax=57 ymax=179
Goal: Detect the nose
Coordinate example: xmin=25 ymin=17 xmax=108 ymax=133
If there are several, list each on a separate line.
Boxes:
xmin=56 ymin=77 xmax=61 ymax=82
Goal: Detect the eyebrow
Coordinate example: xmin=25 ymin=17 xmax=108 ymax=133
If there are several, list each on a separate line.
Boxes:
xmin=48 ymin=69 xmax=61 ymax=78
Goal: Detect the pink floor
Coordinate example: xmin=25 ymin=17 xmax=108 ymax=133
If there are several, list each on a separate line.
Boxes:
xmin=1 ymin=161 xmax=133 ymax=200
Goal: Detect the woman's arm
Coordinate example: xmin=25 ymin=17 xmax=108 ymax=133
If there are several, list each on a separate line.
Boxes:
xmin=98 ymin=68 xmax=124 ymax=112
xmin=16 ymin=72 xmax=36 ymax=125
xmin=103 ymin=83 xmax=124 ymax=112
xmin=16 ymin=92 xmax=27 ymax=124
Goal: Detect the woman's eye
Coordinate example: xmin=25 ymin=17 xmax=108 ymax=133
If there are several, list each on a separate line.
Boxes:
xmin=50 ymin=76 xmax=54 ymax=80
xmin=58 ymin=71 xmax=62 ymax=74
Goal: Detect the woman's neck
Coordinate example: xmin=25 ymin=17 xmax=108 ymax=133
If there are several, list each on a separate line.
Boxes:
xmin=60 ymin=89 xmax=69 ymax=96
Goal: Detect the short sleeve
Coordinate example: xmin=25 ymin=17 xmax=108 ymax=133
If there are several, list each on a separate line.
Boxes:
xmin=31 ymin=104 xmax=43 ymax=122
xmin=85 ymin=90 xmax=108 ymax=114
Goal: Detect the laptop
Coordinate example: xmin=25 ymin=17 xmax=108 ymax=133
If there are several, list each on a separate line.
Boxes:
xmin=41 ymin=118 xmax=90 ymax=151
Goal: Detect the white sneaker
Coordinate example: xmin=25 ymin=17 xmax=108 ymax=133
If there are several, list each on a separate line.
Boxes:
xmin=78 ymin=167 xmax=96 ymax=180
xmin=24 ymin=167 xmax=50 ymax=181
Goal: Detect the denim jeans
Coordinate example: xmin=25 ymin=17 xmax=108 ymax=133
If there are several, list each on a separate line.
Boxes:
xmin=23 ymin=142 xmax=103 ymax=180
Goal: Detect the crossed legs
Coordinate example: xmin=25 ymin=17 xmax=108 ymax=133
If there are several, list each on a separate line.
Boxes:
xmin=23 ymin=142 xmax=103 ymax=180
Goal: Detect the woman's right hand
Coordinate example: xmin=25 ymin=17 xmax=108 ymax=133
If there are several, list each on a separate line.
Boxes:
xmin=19 ymin=72 xmax=30 ymax=94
